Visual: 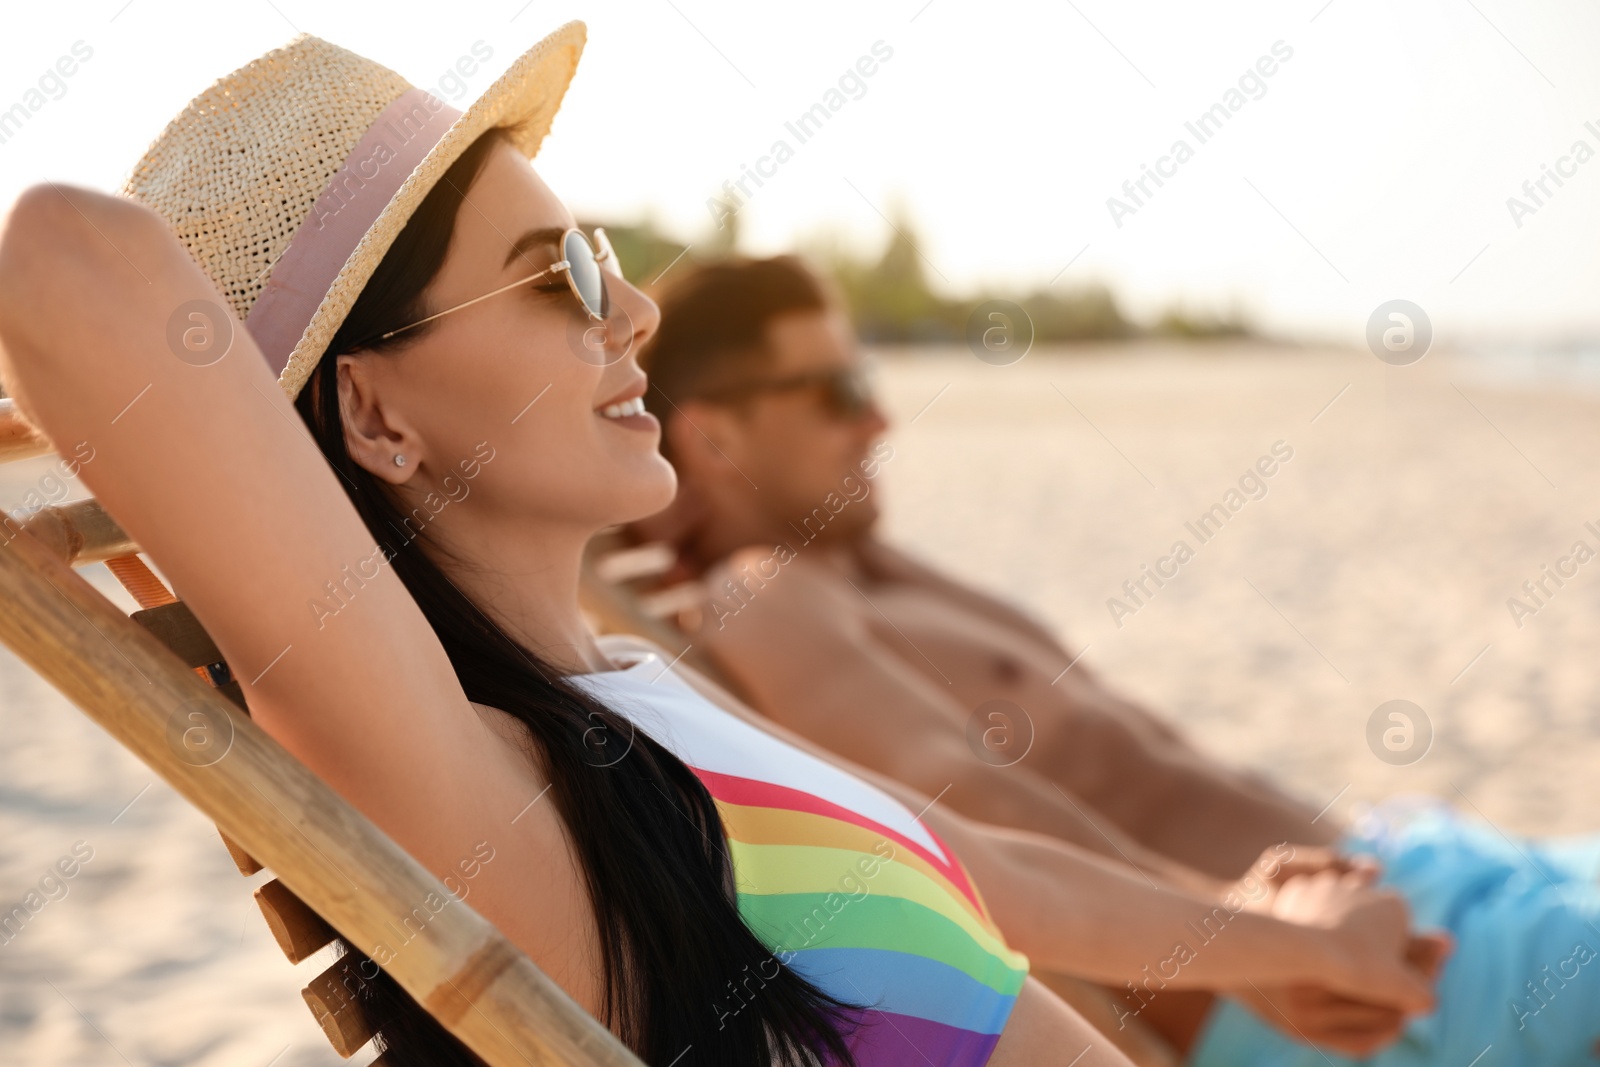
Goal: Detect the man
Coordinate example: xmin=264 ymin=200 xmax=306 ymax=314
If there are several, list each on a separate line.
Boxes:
xmin=627 ymin=256 xmax=1400 ymax=1057
xmin=631 ymin=256 xmax=1600 ymax=1067
xmin=632 ymin=256 xmax=1331 ymax=885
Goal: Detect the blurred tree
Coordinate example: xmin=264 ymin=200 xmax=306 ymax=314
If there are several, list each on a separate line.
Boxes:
xmin=1152 ymin=305 xmax=1252 ymax=340
xmin=581 ymin=210 xmax=1250 ymax=346
xmin=840 ymin=204 xmax=947 ymax=341
xmin=704 ymin=202 xmax=742 ymax=258
xmin=1019 ymin=284 xmax=1133 ymax=342
xmin=577 ymin=213 xmax=695 ymax=289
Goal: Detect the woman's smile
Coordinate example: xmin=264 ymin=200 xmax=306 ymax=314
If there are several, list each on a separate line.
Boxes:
xmin=595 ymin=382 xmax=659 ymax=433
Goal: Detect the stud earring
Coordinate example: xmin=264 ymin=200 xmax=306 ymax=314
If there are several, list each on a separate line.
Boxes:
xmin=393 ymin=454 xmax=407 ymax=467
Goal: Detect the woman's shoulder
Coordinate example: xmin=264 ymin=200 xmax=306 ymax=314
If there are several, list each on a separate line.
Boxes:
xmin=585 ymin=632 xmax=965 ymax=866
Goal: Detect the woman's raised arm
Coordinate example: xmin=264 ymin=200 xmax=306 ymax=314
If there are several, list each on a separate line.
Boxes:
xmin=0 ymin=183 xmax=472 ymax=802
xmin=0 ymin=186 xmax=604 ymax=1008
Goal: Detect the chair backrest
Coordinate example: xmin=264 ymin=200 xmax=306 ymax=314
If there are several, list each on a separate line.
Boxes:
xmin=0 ymin=398 xmax=642 ymax=1067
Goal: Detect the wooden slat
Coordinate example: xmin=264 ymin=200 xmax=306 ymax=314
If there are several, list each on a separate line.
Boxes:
xmin=590 ymin=540 xmax=675 ymax=584
xmin=636 ymin=582 xmax=709 ymax=621
xmin=257 ymin=878 xmax=336 ymax=963
xmin=11 ymin=499 xmax=137 ymax=565
xmin=303 ymin=958 xmax=379 ymax=1058
xmin=128 ymin=604 xmax=260 ymax=873
xmin=214 ymin=678 xmax=248 ymax=711
xmin=130 ymin=601 xmax=223 ymax=669
xmin=127 ymin=600 xmax=244 ymax=709
xmin=0 ymin=520 xmax=645 ymax=1067
xmin=0 ymin=397 xmax=52 ymax=463
xmin=219 ymin=831 xmax=263 ymax=876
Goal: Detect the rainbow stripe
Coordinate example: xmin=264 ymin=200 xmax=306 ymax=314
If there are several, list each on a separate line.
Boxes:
xmin=703 ymin=769 xmax=1030 ymax=1065
xmin=574 ymin=647 xmax=1030 ymax=1066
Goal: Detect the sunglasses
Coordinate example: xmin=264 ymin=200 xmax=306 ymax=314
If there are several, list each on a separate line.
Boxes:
xmin=367 ymin=226 xmax=622 ymax=346
xmin=699 ymin=363 xmax=877 ymax=421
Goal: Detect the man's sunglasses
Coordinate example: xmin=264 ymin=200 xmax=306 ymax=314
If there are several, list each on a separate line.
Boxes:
xmin=366 ymin=227 xmax=622 ymax=346
xmin=698 ymin=363 xmax=876 ymax=420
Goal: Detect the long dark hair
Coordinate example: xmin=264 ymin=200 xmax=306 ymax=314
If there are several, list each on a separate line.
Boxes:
xmin=292 ymin=129 xmax=858 ymax=1067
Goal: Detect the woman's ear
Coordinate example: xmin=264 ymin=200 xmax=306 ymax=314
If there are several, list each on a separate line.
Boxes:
xmin=336 ymin=353 xmax=421 ymax=483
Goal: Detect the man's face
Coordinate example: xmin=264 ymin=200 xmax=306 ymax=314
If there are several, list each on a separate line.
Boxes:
xmin=713 ymin=307 xmax=889 ymax=542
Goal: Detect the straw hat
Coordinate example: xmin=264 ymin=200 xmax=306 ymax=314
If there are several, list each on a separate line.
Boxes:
xmin=122 ymin=23 xmax=586 ymax=399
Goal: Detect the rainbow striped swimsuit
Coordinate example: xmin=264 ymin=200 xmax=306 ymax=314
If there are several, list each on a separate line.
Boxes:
xmin=571 ymin=645 xmax=1030 ymax=1066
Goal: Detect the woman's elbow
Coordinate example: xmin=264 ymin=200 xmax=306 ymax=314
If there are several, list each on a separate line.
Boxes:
xmin=2 ymin=183 xmax=149 ymax=283
xmin=0 ymin=184 xmax=168 ymax=397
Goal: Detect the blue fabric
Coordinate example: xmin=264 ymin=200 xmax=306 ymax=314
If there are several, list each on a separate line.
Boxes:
xmin=1189 ymin=798 xmax=1600 ymax=1067
xmin=788 ymin=947 xmax=1014 ymax=1035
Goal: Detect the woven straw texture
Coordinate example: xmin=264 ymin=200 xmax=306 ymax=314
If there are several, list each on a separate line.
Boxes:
xmin=121 ymin=23 xmax=586 ymax=398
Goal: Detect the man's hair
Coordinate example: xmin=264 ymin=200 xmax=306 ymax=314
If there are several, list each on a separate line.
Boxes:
xmin=640 ymin=255 xmax=831 ymax=434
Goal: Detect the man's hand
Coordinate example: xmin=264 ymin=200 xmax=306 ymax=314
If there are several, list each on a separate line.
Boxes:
xmin=1234 ymin=981 xmax=1407 ymax=1057
xmin=1233 ymin=932 xmax=1453 ymax=1056
xmin=1272 ymin=867 xmax=1449 ymax=1015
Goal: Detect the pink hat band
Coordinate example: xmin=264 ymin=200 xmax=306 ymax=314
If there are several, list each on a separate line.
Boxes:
xmin=245 ymin=89 xmax=464 ymax=376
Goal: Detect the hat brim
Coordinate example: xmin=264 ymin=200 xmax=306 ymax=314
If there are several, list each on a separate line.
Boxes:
xmin=279 ymin=20 xmax=586 ymax=399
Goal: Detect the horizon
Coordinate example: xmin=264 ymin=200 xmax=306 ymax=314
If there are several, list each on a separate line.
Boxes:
xmin=1 ymin=1 xmax=1596 ymax=351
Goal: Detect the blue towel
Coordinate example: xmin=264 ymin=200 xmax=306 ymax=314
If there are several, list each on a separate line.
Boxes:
xmin=1189 ymin=798 xmax=1600 ymax=1067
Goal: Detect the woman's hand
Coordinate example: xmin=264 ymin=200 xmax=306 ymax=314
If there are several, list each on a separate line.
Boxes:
xmin=1270 ymin=868 xmax=1446 ymax=1017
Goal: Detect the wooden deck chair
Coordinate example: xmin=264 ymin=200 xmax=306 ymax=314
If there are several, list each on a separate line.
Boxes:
xmin=0 ymin=398 xmax=641 ymax=1067
xmin=577 ymin=530 xmax=768 ymax=714
xmin=579 ymin=528 xmax=1183 ymax=1067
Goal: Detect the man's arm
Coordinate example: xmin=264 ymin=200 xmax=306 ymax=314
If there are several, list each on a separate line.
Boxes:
xmin=698 ymin=551 xmax=1229 ymax=895
xmin=1033 ymin=679 xmax=1339 ymax=875
xmin=856 ymin=538 xmax=1338 ymax=873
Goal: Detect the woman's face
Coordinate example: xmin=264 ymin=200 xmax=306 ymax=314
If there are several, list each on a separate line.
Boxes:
xmin=346 ymin=141 xmax=675 ymax=543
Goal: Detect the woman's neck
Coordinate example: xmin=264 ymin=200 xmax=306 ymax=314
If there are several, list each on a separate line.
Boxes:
xmin=428 ymin=511 xmax=614 ymax=675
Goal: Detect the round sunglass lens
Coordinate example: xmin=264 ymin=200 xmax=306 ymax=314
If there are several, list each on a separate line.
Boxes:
xmin=563 ymin=231 xmax=606 ymax=319
xmin=593 ymin=227 xmax=625 ymax=280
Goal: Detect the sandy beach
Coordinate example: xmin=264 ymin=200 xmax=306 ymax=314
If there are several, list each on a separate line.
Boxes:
xmin=3 ymin=343 xmax=1598 ymax=1065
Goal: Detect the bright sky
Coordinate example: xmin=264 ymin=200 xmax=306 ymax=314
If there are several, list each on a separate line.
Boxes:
xmin=2 ymin=0 xmax=1597 ymax=345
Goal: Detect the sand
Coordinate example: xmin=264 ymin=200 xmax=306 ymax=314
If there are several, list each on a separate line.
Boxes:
xmin=875 ymin=343 xmax=1600 ymax=836
xmin=2 ymin=343 xmax=1598 ymax=1065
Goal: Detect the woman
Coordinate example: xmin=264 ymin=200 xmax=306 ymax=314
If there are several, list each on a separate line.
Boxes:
xmin=0 ymin=25 xmax=1434 ymax=1067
